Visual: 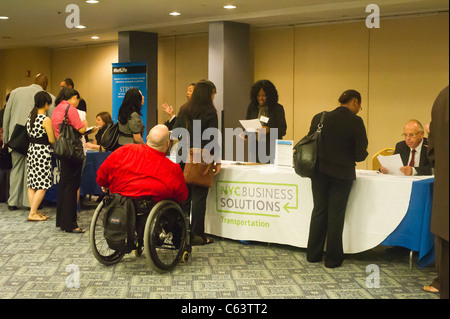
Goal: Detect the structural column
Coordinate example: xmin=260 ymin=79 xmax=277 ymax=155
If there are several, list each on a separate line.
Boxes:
xmin=208 ymin=21 xmax=253 ymax=161
xmin=118 ymin=31 xmax=158 ymax=132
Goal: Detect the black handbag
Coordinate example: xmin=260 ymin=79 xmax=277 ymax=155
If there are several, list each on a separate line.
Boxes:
xmin=293 ymin=111 xmax=326 ymax=178
xmin=7 ymin=124 xmax=29 ymax=155
xmin=53 ymin=105 xmax=85 ymax=162
xmin=100 ymin=122 xmax=120 ymax=151
xmin=0 ymin=147 xmax=12 ymax=169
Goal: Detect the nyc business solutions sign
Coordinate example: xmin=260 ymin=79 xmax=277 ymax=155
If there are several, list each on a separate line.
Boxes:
xmin=205 ymin=174 xmax=312 ymax=247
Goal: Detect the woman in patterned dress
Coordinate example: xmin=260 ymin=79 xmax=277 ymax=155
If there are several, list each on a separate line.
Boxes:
xmin=26 ymin=91 xmax=55 ymax=221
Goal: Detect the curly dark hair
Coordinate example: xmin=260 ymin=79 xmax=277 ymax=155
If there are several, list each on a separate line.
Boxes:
xmin=118 ymin=88 xmax=143 ymax=124
xmin=248 ymin=80 xmax=279 ymax=115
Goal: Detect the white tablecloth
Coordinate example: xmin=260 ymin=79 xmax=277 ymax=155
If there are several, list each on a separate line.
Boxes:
xmin=205 ymin=162 xmax=432 ymax=253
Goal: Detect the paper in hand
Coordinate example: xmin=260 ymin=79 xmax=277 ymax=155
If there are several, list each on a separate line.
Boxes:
xmin=377 ymin=153 xmax=403 ymax=175
xmin=239 ymin=119 xmax=262 ymax=132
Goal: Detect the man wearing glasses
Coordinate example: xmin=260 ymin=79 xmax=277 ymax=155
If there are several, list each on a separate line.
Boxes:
xmin=380 ymin=119 xmax=432 ymax=175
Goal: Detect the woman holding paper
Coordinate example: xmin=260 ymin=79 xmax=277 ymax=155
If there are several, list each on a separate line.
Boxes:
xmin=244 ymin=80 xmax=287 ymax=163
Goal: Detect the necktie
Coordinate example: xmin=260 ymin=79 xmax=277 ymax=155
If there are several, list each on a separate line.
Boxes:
xmin=409 ymin=149 xmax=416 ymax=167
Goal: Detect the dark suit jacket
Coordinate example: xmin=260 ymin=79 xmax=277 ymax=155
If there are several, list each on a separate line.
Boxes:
xmin=309 ymin=106 xmax=368 ymax=180
xmin=246 ymin=102 xmax=287 ymax=139
xmin=394 ymin=138 xmax=432 ymax=175
xmin=427 ymin=86 xmax=449 ymax=241
xmin=164 ymin=116 xmax=177 ymax=131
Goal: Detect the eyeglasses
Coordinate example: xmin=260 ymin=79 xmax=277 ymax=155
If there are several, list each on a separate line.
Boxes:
xmin=402 ymin=131 xmax=423 ymax=138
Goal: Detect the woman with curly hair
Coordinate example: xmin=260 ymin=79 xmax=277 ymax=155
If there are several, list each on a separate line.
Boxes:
xmin=245 ymin=80 xmax=287 ymax=163
xmin=117 ymin=88 xmax=145 ymax=147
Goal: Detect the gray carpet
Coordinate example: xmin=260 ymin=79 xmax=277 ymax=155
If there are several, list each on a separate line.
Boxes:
xmin=0 ymin=201 xmax=439 ymax=300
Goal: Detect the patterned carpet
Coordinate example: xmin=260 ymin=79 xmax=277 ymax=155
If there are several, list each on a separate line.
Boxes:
xmin=0 ymin=200 xmax=440 ymax=300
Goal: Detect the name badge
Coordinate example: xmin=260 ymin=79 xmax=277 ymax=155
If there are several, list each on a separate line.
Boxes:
xmin=260 ymin=115 xmax=269 ymax=124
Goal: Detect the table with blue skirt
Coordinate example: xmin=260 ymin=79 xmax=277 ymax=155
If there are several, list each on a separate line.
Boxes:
xmin=44 ymin=150 xmax=111 ymax=202
xmin=381 ymin=177 xmax=435 ymax=268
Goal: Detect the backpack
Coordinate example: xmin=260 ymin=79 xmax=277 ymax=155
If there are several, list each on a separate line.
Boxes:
xmin=293 ymin=111 xmax=326 ymax=178
xmin=103 ymin=193 xmax=136 ymax=252
xmin=100 ymin=122 xmax=120 ymax=151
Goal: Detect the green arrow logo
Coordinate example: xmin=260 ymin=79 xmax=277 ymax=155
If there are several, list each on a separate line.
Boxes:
xmin=283 ymin=202 xmax=296 ymax=213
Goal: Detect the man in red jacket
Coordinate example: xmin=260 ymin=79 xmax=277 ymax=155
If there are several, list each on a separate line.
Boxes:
xmin=96 ymin=124 xmax=188 ymax=203
xmin=97 ymin=124 xmax=188 ymax=246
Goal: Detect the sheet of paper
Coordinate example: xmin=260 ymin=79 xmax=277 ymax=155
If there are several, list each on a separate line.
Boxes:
xmin=84 ymin=126 xmax=95 ymax=135
xmin=275 ymin=139 xmax=293 ymax=167
xmin=377 ymin=153 xmax=403 ymax=175
xmin=239 ymin=119 xmax=262 ymax=132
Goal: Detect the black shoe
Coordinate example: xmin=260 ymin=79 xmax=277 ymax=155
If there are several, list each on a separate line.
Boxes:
xmin=7 ymin=205 xmax=18 ymax=211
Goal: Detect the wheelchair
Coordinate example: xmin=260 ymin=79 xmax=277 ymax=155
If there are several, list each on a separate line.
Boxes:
xmin=89 ymin=197 xmax=191 ymax=273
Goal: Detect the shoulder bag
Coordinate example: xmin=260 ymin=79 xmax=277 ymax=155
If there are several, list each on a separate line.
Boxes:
xmin=53 ymin=105 xmax=85 ymax=162
xmin=183 ymin=148 xmax=217 ymax=188
xmin=7 ymin=124 xmax=29 ymax=155
xmin=100 ymin=121 xmax=120 ymax=151
xmin=293 ymin=111 xmax=326 ymax=178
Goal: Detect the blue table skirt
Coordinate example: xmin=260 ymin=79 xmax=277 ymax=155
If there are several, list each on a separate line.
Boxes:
xmin=44 ymin=150 xmax=110 ymax=203
xmin=382 ymin=178 xmax=435 ymax=268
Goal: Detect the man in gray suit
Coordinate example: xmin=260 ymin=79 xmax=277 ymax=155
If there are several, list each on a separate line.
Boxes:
xmin=2 ymin=73 xmax=49 ymax=210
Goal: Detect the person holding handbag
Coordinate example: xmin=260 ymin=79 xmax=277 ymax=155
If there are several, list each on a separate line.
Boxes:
xmin=173 ymin=80 xmax=221 ymax=246
xmin=26 ymin=91 xmax=55 ymax=221
xmin=51 ymin=89 xmax=88 ymax=233
xmin=306 ymin=89 xmax=368 ymax=268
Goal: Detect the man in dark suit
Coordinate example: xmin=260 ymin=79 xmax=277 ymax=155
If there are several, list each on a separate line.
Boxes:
xmin=306 ymin=90 xmax=368 ymax=268
xmin=425 ymin=86 xmax=449 ymax=299
xmin=381 ymin=119 xmax=432 ymax=176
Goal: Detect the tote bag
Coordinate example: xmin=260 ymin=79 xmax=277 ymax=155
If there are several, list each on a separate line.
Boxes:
xmin=293 ymin=111 xmax=326 ymax=178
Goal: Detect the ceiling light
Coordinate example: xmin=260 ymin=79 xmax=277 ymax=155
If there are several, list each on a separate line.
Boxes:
xmin=224 ymin=5 xmax=236 ymax=9
xmin=75 ymin=25 xmax=86 ymax=29
xmin=91 ymin=36 xmax=99 ymax=39
xmin=169 ymin=12 xmax=181 ymax=16
xmin=0 ymin=16 xmax=9 ymax=20
xmin=86 ymin=0 xmax=99 ymax=3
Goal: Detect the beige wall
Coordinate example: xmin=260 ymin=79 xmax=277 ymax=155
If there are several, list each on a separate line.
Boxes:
xmin=1 ymin=14 xmax=448 ymax=166
xmin=0 ymin=47 xmax=52 ymax=107
xmin=368 ymin=15 xmax=449 ymax=161
xmin=158 ymin=34 xmax=209 ymax=125
xmin=51 ymin=43 xmax=118 ymax=127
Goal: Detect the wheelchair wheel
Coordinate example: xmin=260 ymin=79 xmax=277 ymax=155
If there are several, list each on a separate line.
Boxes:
xmin=89 ymin=200 xmax=126 ymax=266
xmin=144 ymin=200 xmax=189 ymax=273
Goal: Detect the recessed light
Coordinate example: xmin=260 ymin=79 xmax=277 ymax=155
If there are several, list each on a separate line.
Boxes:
xmin=169 ymin=12 xmax=181 ymax=16
xmin=0 ymin=16 xmax=9 ymax=20
xmin=91 ymin=36 xmax=99 ymax=39
xmin=224 ymin=5 xmax=236 ymax=9
xmin=75 ymin=25 xmax=86 ymax=29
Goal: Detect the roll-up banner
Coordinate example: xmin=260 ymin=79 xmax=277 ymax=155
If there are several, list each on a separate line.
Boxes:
xmin=112 ymin=62 xmax=148 ymax=132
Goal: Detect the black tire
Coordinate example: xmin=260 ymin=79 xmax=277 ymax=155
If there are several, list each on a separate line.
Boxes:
xmin=89 ymin=200 xmax=126 ymax=265
xmin=144 ymin=200 xmax=189 ymax=273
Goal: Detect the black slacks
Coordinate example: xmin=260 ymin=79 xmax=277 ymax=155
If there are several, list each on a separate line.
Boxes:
xmin=56 ymin=158 xmax=83 ymax=231
xmin=307 ymin=170 xmax=353 ymax=268
xmin=180 ymin=183 xmax=209 ymax=239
